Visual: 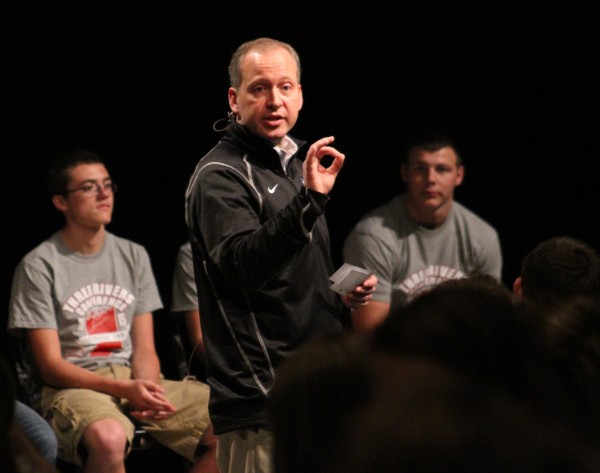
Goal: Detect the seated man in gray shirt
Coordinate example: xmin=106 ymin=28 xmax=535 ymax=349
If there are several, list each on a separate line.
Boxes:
xmin=8 ymin=150 xmax=218 ymax=473
xmin=343 ymin=130 xmax=502 ymax=334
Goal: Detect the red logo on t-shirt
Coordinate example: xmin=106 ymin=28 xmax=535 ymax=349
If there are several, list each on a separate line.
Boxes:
xmin=87 ymin=307 xmax=118 ymax=334
xmin=91 ymin=341 xmax=122 ymax=357
xmin=87 ymin=307 xmax=122 ymax=356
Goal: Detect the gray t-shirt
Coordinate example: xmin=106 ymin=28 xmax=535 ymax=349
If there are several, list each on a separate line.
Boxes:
xmin=8 ymin=232 xmax=163 ymax=371
xmin=343 ymin=195 xmax=502 ymax=313
xmin=171 ymin=241 xmax=198 ymax=313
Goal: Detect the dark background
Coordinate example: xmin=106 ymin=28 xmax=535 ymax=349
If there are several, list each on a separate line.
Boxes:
xmin=2 ymin=2 xmax=599 ymax=340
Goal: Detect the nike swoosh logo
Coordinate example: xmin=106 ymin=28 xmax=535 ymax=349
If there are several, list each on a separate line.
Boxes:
xmin=268 ymin=184 xmax=278 ymax=194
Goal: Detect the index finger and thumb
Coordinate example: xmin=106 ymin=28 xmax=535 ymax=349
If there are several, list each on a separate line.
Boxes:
xmin=305 ymin=139 xmax=345 ymax=174
xmin=307 ymin=136 xmax=336 ymax=157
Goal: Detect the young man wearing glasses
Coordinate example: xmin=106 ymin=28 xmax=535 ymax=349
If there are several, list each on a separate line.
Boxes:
xmin=8 ymin=150 xmax=218 ymax=473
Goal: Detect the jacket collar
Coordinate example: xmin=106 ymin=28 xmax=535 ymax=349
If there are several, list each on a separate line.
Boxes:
xmin=221 ymin=124 xmax=306 ymax=169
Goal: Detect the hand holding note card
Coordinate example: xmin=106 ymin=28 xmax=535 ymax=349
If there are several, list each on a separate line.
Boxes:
xmin=329 ymin=263 xmax=372 ymax=295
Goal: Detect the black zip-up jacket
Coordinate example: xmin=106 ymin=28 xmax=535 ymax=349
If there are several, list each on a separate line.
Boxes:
xmin=185 ymin=124 xmax=344 ymax=434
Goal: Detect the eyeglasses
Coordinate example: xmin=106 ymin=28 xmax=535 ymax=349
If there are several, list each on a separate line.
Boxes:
xmin=62 ymin=182 xmax=118 ymax=196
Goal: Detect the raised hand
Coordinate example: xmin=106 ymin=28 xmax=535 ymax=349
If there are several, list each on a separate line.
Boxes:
xmin=302 ymin=136 xmax=345 ymax=195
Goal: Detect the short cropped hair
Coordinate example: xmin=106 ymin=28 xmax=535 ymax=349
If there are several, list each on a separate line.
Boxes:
xmin=47 ymin=149 xmax=104 ymax=195
xmin=228 ymin=37 xmax=301 ymax=89
xmin=404 ymin=129 xmax=462 ymax=166
xmin=520 ymin=236 xmax=600 ymax=302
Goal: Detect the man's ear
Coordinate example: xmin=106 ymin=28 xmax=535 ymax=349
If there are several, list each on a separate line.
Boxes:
xmin=228 ymin=87 xmax=239 ymax=114
xmin=52 ymin=194 xmax=67 ymax=212
xmin=400 ymin=163 xmax=408 ymax=184
xmin=513 ymin=276 xmax=523 ymax=298
xmin=455 ymin=165 xmax=465 ymax=187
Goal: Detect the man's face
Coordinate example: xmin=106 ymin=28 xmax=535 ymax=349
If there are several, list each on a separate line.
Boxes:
xmin=54 ymin=163 xmax=114 ymax=229
xmin=401 ymin=146 xmax=464 ymax=215
xmin=228 ymin=46 xmax=303 ymax=145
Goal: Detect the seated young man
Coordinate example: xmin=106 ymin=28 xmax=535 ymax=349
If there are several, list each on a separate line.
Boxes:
xmin=8 ymin=150 xmax=217 ymax=473
xmin=343 ymin=129 xmax=502 ymax=334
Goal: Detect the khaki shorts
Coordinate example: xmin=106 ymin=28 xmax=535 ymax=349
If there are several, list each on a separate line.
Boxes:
xmin=40 ymin=364 xmax=211 ymax=466
xmin=217 ymin=428 xmax=273 ymax=473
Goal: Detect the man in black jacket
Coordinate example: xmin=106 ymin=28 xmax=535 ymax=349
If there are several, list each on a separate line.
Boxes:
xmin=185 ymin=37 xmax=376 ymax=473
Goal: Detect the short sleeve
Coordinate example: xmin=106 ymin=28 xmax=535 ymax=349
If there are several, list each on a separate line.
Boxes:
xmin=8 ymin=259 xmax=59 ymax=333
xmin=171 ymin=242 xmax=198 ymax=313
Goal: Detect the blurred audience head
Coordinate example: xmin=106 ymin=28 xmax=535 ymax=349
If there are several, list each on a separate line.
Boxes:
xmin=514 ymin=236 xmax=600 ymax=304
xmin=269 ymin=332 xmax=372 ymax=473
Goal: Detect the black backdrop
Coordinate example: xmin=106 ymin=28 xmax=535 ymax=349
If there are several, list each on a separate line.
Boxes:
xmin=3 ymin=2 xmax=600 ymax=337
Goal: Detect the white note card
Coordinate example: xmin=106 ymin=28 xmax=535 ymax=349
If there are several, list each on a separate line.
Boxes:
xmin=329 ymin=263 xmax=371 ymax=295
